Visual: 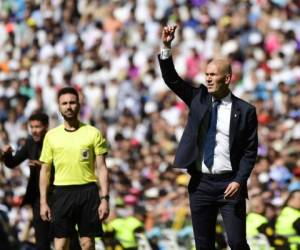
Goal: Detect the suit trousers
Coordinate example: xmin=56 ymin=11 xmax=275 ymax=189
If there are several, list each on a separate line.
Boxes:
xmin=32 ymin=200 xmax=51 ymax=250
xmin=188 ymin=173 xmax=250 ymax=250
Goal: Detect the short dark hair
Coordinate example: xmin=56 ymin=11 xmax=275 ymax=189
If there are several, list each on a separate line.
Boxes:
xmin=28 ymin=112 xmax=49 ymax=125
xmin=57 ymin=87 xmax=79 ymax=101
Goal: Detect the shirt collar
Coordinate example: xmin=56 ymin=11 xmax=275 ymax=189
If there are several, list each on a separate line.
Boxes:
xmin=212 ymin=92 xmax=232 ymax=104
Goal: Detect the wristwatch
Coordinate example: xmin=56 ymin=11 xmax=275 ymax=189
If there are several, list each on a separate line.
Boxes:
xmin=100 ymin=195 xmax=110 ymax=201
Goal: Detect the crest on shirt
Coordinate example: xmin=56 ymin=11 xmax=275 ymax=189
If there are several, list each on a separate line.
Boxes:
xmin=80 ymin=148 xmax=90 ymax=161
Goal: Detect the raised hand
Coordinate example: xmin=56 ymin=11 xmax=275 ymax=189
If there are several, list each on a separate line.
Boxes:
xmin=1 ymin=145 xmax=13 ymax=154
xmin=162 ymin=25 xmax=177 ymax=48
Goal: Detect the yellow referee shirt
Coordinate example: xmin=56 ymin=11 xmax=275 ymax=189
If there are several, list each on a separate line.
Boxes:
xmin=40 ymin=123 xmax=108 ymax=185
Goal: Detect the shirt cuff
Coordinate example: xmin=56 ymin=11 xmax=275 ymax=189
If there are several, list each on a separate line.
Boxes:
xmin=160 ymin=48 xmax=172 ymax=60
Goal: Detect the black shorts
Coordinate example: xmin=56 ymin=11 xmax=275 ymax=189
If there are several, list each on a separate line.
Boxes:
xmin=50 ymin=182 xmax=103 ymax=238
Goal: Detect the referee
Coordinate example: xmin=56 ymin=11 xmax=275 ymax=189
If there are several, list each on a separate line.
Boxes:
xmin=39 ymin=87 xmax=110 ymax=250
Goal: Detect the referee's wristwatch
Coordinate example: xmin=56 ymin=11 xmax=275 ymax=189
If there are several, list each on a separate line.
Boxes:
xmin=100 ymin=195 xmax=110 ymax=201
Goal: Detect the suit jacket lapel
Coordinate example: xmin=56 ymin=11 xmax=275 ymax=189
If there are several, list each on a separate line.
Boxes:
xmin=195 ymin=91 xmax=211 ymax=123
xmin=229 ymin=95 xmax=240 ymax=149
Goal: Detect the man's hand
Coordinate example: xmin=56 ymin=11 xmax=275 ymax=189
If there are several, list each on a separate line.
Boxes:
xmin=29 ymin=160 xmax=43 ymax=167
xmin=224 ymin=181 xmax=240 ymax=199
xmin=1 ymin=145 xmax=13 ymax=154
xmin=98 ymin=199 xmax=110 ymax=221
xmin=40 ymin=202 xmax=51 ymax=221
xmin=162 ymin=25 xmax=177 ymax=48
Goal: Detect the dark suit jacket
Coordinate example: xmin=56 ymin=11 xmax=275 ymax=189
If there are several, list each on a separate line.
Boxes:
xmin=3 ymin=136 xmax=53 ymax=206
xmin=158 ymin=56 xmax=258 ymax=188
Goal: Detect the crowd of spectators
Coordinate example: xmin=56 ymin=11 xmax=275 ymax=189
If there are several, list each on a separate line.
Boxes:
xmin=0 ymin=0 xmax=300 ymax=249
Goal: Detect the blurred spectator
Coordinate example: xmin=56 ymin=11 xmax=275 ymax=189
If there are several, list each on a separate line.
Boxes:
xmin=247 ymin=194 xmax=289 ymax=249
xmin=275 ymin=189 xmax=300 ymax=248
xmin=105 ymin=204 xmax=145 ymax=250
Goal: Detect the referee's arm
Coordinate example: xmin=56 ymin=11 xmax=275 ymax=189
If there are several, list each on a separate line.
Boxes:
xmin=95 ymin=154 xmax=110 ymax=221
xmin=39 ymin=162 xmax=51 ymax=221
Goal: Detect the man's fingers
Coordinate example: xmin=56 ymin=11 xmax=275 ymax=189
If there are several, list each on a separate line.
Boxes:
xmin=99 ymin=205 xmax=110 ymax=221
xmin=47 ymin=210 xmax=51 ymax=221
xmin=226 ymin=188 xmax=237 ymax=197
xmin=29 ymin=160 xmax=43 ymax=167
xmin=163 ymin=25 xmax=177 ymax=34
xmin=99 ymin=209 xmax=108 ymax=220
xmin=224 ymin=183 xmax=240 ymax=199
xmin=44 ymin=212 xmax=51 ymax=221
xmin=41 ymin=214 xmax=48 ymax=221
xmin=170 ymin=25 xmax=177 ymax=32
xmin=99 ymin=209 xmax=103 ymax=219
xmin=1 ymin=145 xmax=13 ymax=153
xmin=224 ymin=185 xmax=232 ymax=195
xmin=224 ymin=189 xmax=232 ymax=198
xmin=41 ymin=207 xmax=51 ymax=221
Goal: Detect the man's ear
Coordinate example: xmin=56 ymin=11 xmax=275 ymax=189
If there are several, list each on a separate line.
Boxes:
xmin=225 ymin=73 xmax=231 ymax=85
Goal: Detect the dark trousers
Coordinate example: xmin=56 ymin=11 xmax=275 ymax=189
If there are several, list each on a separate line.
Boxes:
xmin=188 ymin=173 xmax=250 ymax=250
xmin=32 ymin=201 xmax=51 ymax=250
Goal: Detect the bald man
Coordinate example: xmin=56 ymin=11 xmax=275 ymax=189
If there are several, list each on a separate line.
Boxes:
xmin=158 ymin=25 xmax=258 ymax=250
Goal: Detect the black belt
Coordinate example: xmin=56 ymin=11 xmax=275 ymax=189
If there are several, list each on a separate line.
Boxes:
xmin=200 ymin=172 xmax=234 ymax=180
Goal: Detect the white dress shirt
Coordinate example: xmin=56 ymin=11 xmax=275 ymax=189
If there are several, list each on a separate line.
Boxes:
xmin=201 ymin=94 xmax=232 ymax=174
xmin=160 ymin=48 xmax=172 ymax=60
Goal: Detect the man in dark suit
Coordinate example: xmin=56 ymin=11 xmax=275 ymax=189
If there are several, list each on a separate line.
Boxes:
xmin=1 ymin=112 xmax=81 ymax=250
xmin=1 ymin=112 xmax=52 ymax=250
xmin=158 ymin=25 xmax=258 ymax=250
